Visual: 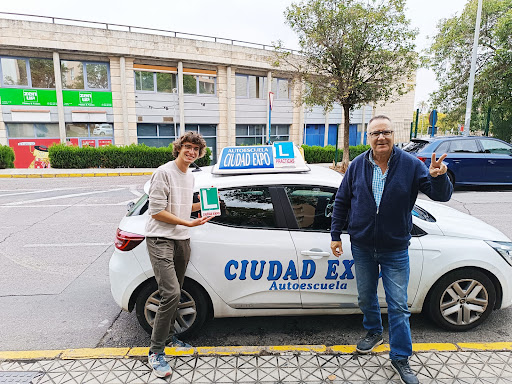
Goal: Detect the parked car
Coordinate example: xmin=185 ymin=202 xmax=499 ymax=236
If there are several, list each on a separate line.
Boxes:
xmin=109 ymin=145 xmax=512 ymax=338
xmin=403 ymin=136 xmax=512 ymax=186
xmin=92 ymin=124 xmax=113 ymax=136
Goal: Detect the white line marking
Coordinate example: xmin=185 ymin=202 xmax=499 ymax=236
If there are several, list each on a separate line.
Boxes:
xmin=129 ymin=185 xmax=143 ymax=198
xmin=23 ymin=243 xmax=113 ymax=248
xmin=0 ymin=204 xmax=128 ymax=208
xmin=0 ymin=187 xmax=84 ymax=198
xmin=4 ymin=188 xmax=125 ymax=206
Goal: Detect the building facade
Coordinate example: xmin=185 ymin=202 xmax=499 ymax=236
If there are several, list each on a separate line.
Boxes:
xmin=0 ymin=18 xmax=415 ymax=168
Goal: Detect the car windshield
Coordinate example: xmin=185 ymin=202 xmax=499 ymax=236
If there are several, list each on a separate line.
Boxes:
xmin=403 ymin=140 xmax=429 ymax=153
xmin=412 ymin=204 xmax=436 ymax=222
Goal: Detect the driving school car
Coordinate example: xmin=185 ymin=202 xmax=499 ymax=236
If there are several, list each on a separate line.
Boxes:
xmin=109 ymin=143 xmax=512 ymax=337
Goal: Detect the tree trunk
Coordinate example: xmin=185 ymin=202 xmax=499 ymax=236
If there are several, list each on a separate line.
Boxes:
xmin=340 ymin=104 xmax=351 ymax=172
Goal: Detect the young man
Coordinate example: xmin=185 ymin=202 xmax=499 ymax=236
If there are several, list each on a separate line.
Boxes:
xmin=330 ymin=116 xmax=452 ymax=384
xmin=145 ymin=132 xmax=211 ymax=378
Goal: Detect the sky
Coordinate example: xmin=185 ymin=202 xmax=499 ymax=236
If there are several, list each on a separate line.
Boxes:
xmin=0 ymin=0 xmax=469 ymax=107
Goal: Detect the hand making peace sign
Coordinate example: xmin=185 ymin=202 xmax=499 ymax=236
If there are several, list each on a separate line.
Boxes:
xmin=429 ymin=153 xmax=448 ymax=177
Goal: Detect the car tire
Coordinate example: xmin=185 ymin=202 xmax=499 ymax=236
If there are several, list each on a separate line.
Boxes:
xmin=135 ymin=278 xmax=209 ymax=338
xmin=447 ymin=171 xmax=455 ymax=186
xmin=100 ymin=132 xmax=105 ymax=136
xmin=426 ymin=268 xmax=496 ymax=331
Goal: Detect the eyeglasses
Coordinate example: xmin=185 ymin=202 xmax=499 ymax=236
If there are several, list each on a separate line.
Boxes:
xmin=367 ymin=130 xmax=394 ymax=138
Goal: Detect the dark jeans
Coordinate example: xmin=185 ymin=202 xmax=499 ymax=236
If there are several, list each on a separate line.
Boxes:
xmin=351 ymin=244 xmax=412 ymax=360
xmin=147 ymin=237 xmax=190 ymax=354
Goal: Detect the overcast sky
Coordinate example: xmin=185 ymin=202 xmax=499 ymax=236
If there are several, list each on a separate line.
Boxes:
xmin=1 ymin=0 xmax=469 ymax=107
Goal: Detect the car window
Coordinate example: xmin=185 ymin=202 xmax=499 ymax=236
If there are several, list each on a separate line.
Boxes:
xmin=126 ymin=194 xmax=149 ymax=217
xmin=480 ymin=139 xmax=512 ymax=154
xmin=284 ymin=186 xmax=336 ymax=232
xmin=403 ymin=140 xmax=429 ymax=153
xmin=449 ymin=139 xmax=481 ymax=153
xmin=434 ymin=141 xmax=450 ymax=154
xmin=210 ymin=187 xmax=277 ymax=228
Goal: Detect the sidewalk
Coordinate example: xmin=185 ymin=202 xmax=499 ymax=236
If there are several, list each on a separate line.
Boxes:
xmin=1 ymin=343 xmax=512 ymax=383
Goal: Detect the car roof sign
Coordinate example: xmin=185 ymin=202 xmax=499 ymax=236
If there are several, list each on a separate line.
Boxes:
xmin=212 ymin=142 xmax=310 ymax=175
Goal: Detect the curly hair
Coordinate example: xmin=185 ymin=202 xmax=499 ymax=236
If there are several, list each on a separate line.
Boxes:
xmin=173 ymin=131 xmax=207 ymax=159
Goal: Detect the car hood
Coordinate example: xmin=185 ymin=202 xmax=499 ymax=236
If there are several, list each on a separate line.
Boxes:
xmin=416 ymin=199 xmax=510 ymax=242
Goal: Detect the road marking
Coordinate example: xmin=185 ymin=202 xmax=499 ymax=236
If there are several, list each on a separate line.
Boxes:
xmin=0 ymin=204 xmax=130 ymax=208
xmin=3 ymin=188 xmax=125 ymax=206
xmin=23 ymin=243 xmax=112 ymax=248
xmin=129 ymin=185 xmax=142 ymax=198
xmin=0 ymin=187 xmax=83 ymax=198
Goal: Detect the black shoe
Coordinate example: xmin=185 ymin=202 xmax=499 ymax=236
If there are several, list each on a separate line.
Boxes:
xmin=391 ymin=359 xmax=419 ymax=384
xmin=356 ymin=332 xmax=383 ymax=353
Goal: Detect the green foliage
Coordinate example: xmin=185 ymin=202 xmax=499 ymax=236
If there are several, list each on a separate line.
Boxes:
xmin=301 ymin=144 xmax=370 ymax=163
xmin=428 ymin=0 xmax=512 ymax=139
xmin=0 ymin=144 xmax=15 ymax=169
xmin=48 ymin=144 xmax=211 ymax=169
xmin=278 ymin=0 xmax=418 ymax=163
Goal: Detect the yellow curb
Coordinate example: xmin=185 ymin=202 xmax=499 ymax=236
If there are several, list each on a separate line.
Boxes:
xmin=11 ymin=175 xmax=27 ymax=178
xmin=165 ymin=347 xmax=195 ymax=356
xmin=330 ymin=345 xmax=357 ymax=353
xmin=0 ymin=350 xmax=63 ymax=360
xmin=67 ymin=173 xmax=82 ymax=177
xmin=55 ymin=174 xmax=70 ymax=177
xmin=413 ymin=343 xmax=458 ymax=352
xmin=119 ymin=173 xmax=133 ymax=176
xmin=93 ymin=173 xmax=108 ymax=177
xmin=61 ymin=348 xmax=130 ymax=359
xmin=0 ymin=175 xmax=12 ymax=178
xmin=27 ymin=174 xmax=42 ymax=178
xmin=197 ymin=346 xmax=263 ymax=356
xmin=42 ymin=174 xmax=56 ymax=178
xmin=457 ymin=342 xmax=512 ymax=351
xmin=268 ymin=345 xmax=327 ymax=353
xmin=127 ymin=347 xmax=149 ymax=357
xmin=107 ymin=173 xmax=120 ymax=176
xmin=373 ymin=344 xmax=391 ymax=353
xmin=82 ymin=173 xmax=96 ymax=177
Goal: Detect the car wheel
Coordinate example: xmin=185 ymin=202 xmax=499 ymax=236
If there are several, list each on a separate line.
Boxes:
xmin=100 ymin=132 xmax=105 ymax=136
xmin=447 ymin=171 xmax=455 ymax=186
xmin=426 ymin=268 xmax=496 ymax=331
xmin=135 ymin=278 xmax=209 ymax=337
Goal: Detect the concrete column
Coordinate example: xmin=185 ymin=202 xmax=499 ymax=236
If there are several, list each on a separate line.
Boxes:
xmin=0 ymin=98 xmax=6 ymax=145
xmin=120 ymin=57 xmax=129 ymax=145
xmin=178 ymin=62 xmax=185 ymax=136
xmin=53 ymin=52 xmax=66 ymax=143
xmin=226 ymin=66 xmax=233 ymax=147
xmin=360 ymin=105 xmax=366 ymax=145
xmin=324 ymin=110 xmax=329 ymax=147
xmin=266 ymin=71 xmax=272 ymax=143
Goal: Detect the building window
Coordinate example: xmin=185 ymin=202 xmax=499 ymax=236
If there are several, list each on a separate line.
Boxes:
xmin=137 ymin=123 xmax=176 ymax=147
xmin=134 ymin=71 xmax=177 ymax=93
xmin=61 ymin=60 xmax=110 ymax=90
xmin=6 ymin=123 xmax=60 ymax=138
xmin=271 ymin=125 xmax=290 ymax=142
xmin=66 ymin=123 xmax=114 ymax=138
xmin=270 ymin=78 xmax=290 ymax=99
xmin=185 ymin=124 xmax=217 ymax=163
xmin=235 ymin=124 xmax=266 ymax=145
xmin=0 ymin=57 xmax=55 ymax=88
xmin=235 ymin=74 xmax=264 ymax=98
xmin=183 ymin=74 xmax=216 ymax=95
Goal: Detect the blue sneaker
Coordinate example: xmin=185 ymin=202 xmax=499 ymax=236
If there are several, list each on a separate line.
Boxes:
xmin=148 ymin=352 xmax=172 ymax=378
xmin=169 ymin=335 xmax=192 ymax=348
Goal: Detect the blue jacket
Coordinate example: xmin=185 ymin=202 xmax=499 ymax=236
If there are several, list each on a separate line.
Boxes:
xmin=330 ymin=146 xmax=453 ymax=252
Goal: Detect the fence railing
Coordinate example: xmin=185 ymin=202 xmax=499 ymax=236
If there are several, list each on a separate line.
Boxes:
xmin=0 ymin=12 xmax=298 ymax=54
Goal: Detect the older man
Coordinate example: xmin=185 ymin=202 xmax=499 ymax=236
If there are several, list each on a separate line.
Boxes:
xmin=330 ymin=115 xmax=452 ymax=384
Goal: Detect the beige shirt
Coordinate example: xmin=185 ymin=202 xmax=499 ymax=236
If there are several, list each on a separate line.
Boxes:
xmin=145 ymin=161 xmax=194 ymax=240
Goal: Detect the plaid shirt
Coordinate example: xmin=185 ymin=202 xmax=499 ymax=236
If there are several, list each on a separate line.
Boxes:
xmin=369 ymin=151 xmax=393 ymax=212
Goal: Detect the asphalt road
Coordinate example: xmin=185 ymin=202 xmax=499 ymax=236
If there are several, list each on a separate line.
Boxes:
xmin=0 ymin=177 xmax=511 ymax=351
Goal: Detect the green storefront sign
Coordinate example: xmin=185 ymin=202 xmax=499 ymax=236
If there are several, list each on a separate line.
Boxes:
xmin=0 ymin=88 xmax=113 ymax=107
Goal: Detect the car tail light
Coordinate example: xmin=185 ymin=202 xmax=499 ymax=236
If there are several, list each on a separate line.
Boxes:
xmin=417 ymin=156 xmax=427 ymax=163
xmin=115 ymin=228 xmax=145 ymax=251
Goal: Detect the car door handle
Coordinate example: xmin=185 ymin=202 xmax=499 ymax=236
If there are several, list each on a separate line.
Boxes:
xmin=488 ymin=160 xmax=496 ymax=164
xmin=452 ymin=160 xmax=461 ymax=163
xmin=301 ymin=249 xmax=330 ymax=258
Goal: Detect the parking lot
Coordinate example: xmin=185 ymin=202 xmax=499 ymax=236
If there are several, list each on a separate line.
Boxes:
xmin=0 ymin=176 xmax=511 ymax=352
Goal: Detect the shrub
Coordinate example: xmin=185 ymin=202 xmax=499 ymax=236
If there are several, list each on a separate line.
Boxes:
xmin=48 ymin=144 xmax=211 ymax=169
xmin=301 ymin=144 xmax=370 ymax=163
xmin=0 ymin=144 xmax=15 ymax=169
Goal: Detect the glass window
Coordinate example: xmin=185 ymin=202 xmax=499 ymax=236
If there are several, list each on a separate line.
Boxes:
xmin=211 ymin=187 xmax=276 ymax=228
xmin=236 ymin=126 xmax=248 ymax=136
xmin=156 ymin=72 xmax=176 ymax=93
xmin=86 ymin=63 xmax=109 ymax=89
xmin=138 ymin=138 xmax=173 ymax=147
xmin=278 ymin=79 xmax=289 ymax=99
xmin=158 ymin=124 xmax=175 ymax=136
xmin=435 ymin=141 xmax=450 ymax=154
xmin=285 ymin=186 xmax=337 ymax=231
xmin=480 ymin=139 xmax=512 ymax=154
xmin=135 ymin=71 xmax=154 ymax=91
xmin=29 ymin=59 xmax=55 ymax=88
xmin=92 ymin=123 xmax=113 ymax=136
xmin=66 ymin=123 xmax=89 ymax=137
xmin=449 ymin=139 xmax=480 ymax=153
xmin=35 ymin=123 xmax=59 ymax=138
xmin=235 ymin=124 xmax=266 ymax=146
xmin=137 ymin=124 xmax=158 ymax=137
xmin=61 ymin=61 xmax=84 ymax=89
xmin=249 ymin=75 xmax=263 ymax=98
xmin=271 ymin=125 xmax=290 ymax=142
xmin=1 ymin=58 xmax=28 ymax=86
xmin=198 ymin=76 xmax=215 ymax=94
xmin=235 ymin=75 xmax=248 ymax=98
xmin=199 ymin=124 xmax=216 ymax=137
xmin=271 ymin=78 xmax=278 ymax=95
xmin=236 ymin=137 xmax=262 ymax=146
xmin=183 ymin=74 xmax=196 ymax=94
xmin=6 ymin=123 xmax=34 ymax=138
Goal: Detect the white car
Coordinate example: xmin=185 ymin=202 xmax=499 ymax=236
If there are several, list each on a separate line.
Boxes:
xmin=93 ymin=124 xmax=113 ymax=136
xmin=109 ymin=145 xmax=512 ymax=337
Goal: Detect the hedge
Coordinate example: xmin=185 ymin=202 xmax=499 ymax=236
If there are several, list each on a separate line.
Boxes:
xmin=48 ymin=143 xmax=212 ymax=169
xmin=0 ymin=144 xmax=15 ymax=169
xmin=301 ymin=144 xmax=370 ymax=163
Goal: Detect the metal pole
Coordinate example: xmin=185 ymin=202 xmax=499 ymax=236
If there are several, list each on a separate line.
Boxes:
xmin=414 ymin=108 xmax=419 ymax=138
xmin=464 ymin=0 xmax=483 ymax=136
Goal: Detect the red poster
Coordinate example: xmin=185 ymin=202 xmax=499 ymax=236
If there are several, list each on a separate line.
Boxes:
xmin=81 ymin=139 xmax=96 ymax=147
xmin=67 ymin=138 xmax=79 ymax=146
xmin=98 ymin=139 xmax=112 ymax=147
xmin=9 ymin=138 xmax=61 ymax=169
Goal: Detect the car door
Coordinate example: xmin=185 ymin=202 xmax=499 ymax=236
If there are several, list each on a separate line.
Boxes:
xmin=190 ymin=185 xmax=301 ymax=309
xmin=446 ymin=139 xmax=486 ymax=184
xmin=479 ymin=138 xmax=512 ymax=184
xmin=280 ymin=185 xmax=423 ymax=309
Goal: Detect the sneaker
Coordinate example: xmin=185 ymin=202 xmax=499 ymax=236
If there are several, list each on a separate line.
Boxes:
xmin=148 ymin=352 xmax=172 ymax=378
xmin=356 ymin=332 xmax=383 ymax=353
xmin=169 ymin=335 xmax=192 ymax=348
xmin=391 ymin=359 xmax=419 ymax=384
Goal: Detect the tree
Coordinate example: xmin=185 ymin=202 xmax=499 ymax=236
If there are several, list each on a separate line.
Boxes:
xmin=428 ymin=0 xmax=512 ymax=142
xmin=276 ymin=0 xmax=418 ymax=170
